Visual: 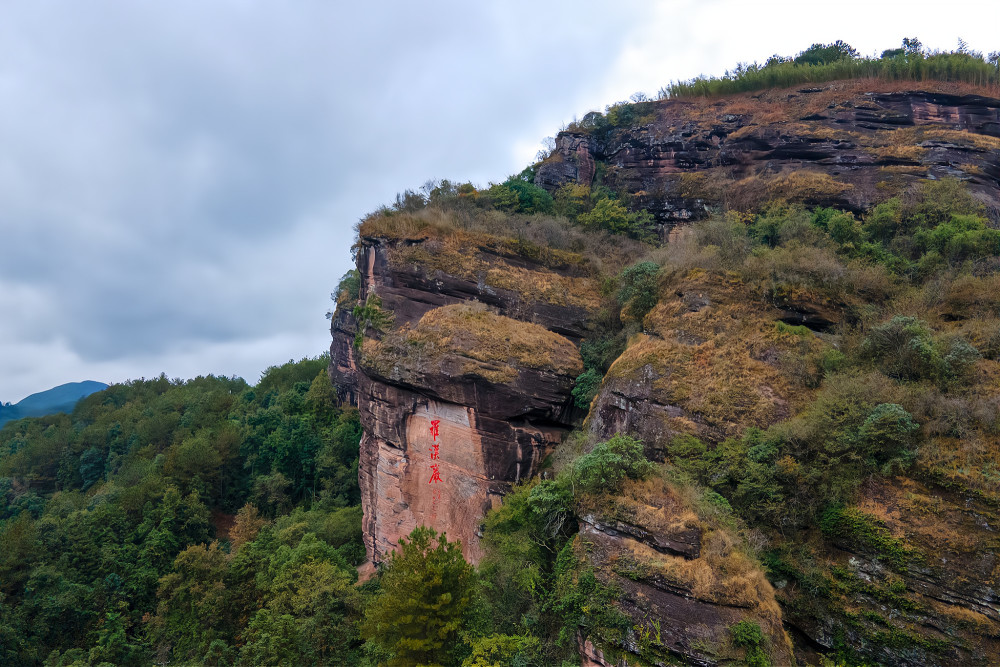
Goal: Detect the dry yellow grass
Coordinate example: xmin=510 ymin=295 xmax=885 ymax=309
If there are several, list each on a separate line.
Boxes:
xmin=363 ymin=303 xmax=582 ymax=382
xmin=675 ymin=169 xmax=851 ymax=211
xmin=357 ymin=211 xmax=451 ymax=241
xmin=604 ymin=273 xmax=826 ymax=439
xmin=389 ymin=234 xmax=601 ymax=310
xmin=579 ymin=477 xmax=700 ymax=535
xmin=580 ymin=478 xmax=783 ymax=625
xmin=869 ymin=145 xmax=929 ymax=161
xmin=768 ymin=171 xmax=853 ymax=201
xmin=919 ymin=127 xmax=1000 ymax=151
xmin=413 ymin=303 xmax=582 ymax=374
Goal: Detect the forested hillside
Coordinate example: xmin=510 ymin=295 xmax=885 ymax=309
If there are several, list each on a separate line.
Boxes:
xmin=0 ymin=357 xmax=363 ymax=665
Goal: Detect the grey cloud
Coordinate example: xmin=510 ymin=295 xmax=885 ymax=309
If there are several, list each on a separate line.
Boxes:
xmin=0 ymin=1 xmax=667 ymax=399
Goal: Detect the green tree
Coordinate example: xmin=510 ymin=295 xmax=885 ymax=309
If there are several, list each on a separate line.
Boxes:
xmin=150 ymin=541 xmax=232 ymax=662
xmin=793 ymin=40 xmax=858 ymax=65
xmin=617 ymin=261 xmax=661 ymax=323
xmin=569 ymin=434 xmax=655 ymax=495
xmin=462 ymin=633 xmax=541 ymax=667
xmin=361 ymin=526 xmax=476 ymax=666
xmin=578 ymin=198 xmax=655 ymax=240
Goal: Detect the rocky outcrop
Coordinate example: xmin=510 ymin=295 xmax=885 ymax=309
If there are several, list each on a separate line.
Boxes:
xmin=536 ymin=85 xmax=1000 ymax=237
xmin=573 ymin=480 xmax=795 ymax=666
xmin=331 ymin=233 xmax=597 ymax=564
xmin=588 ymin=272 xmax=819 ymax=454
xmin=773 ymin=478 xmax=1000 ymax=666
xmin=331 ymin=82 xmax=1000 ymax=665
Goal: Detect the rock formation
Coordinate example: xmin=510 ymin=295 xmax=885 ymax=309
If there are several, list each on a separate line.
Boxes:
xmin=573 ymin=479 xmax=795 ymax=666
xmin=331 ymin=229 xmax=596 ymax=564
xmin=536 ymin=84 xmax=1000 ymax=237
xmin=332 ymin=82 xmax=1000 ymax=665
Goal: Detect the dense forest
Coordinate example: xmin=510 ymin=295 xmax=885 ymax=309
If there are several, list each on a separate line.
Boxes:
xmin=0 ymin=357 xmax=364 ymax=665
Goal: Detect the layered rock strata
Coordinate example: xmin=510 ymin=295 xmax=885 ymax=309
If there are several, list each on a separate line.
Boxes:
xmin=537 ymin=85 xmax=1000 ymax=236
xmin=573 ymin=480 xmax=795 ymax=666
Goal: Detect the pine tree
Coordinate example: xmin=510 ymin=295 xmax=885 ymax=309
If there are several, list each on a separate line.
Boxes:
xmin=361 ymin=526 xmax=474 ymax=667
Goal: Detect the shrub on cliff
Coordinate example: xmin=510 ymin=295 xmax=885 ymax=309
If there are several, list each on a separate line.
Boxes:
xmin=862 ymin=316 xmax=980 ymax=389
xmin=571 ymin=367 xmax=603 ymax=410
xmin=617 ymin=261 xmax=661 ymax=323
xmin=729 ymin=620 xmax=771 ymax=667
xmin=578 ymin=197 xmax=656 ymax=242
xmin=569 ymin=434 xmax=655 ymax=495
xmin=486 ymin=173 xmax=554 ymax=215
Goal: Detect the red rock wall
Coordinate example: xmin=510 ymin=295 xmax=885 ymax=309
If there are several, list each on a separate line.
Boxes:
xmin=333 ymin=237 xmax=587 ymax=565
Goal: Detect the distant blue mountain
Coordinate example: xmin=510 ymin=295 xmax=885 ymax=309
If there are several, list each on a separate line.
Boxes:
xmin=0 ymin=380 xmax=108 ymax=428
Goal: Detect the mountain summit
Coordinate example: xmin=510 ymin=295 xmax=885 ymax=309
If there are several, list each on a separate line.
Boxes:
xmin=0 ymin=380 xmax=108 ymax=427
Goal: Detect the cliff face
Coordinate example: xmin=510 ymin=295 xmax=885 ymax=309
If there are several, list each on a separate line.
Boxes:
xmin=537 ymin=84 xmax=1000 ymax=236
xmin=573 ymin=479 xmax=795 ymax=666
xmin=331 ymin=229 xmax=596 ymax=564
xmin=332 ymin=82 xmax=1000 ymax=666
xmin=584 ymin=267 xmax=1000 ymax=665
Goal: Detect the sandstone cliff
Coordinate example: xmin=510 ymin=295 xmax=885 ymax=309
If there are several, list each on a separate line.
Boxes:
xmin=332 ymin=81 xmax=1000 ymax=666
xmin=573 ymin=479 xmax=795 ymax=666
xmin=537 ymin=83 xmax=1000 ymax=237
xmin=331 ymin=218 xmax=598 ymax=564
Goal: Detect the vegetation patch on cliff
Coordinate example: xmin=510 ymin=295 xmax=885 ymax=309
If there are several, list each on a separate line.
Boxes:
xmin=362 ymin=303 xmax=583 ymax=384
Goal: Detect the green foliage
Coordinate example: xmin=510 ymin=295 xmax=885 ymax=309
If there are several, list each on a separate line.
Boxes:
xmin=0 ymin=357 xmax=364 ymax=664
xmin=503 ymin=177 xmax=555 ymax=215
xmin=813 ymin=180 xmax=997 ymax=281
xmin=862 ymin=316 xmax=980 ymax=388
xmin=775 ymin=321 xmax=812 ymax=337
xmin=335 ymin=269 xmax=361 ymax=303
xmin=662 ymin=41 xmax=1000 ymax=98
xmin=568 ymin=100 xmax=658 ymax=141
xmin=617 ymin=261 xmax=661 ymax=323
xmin=571 ymin=368 xmax=603 ymax=410
xmin=819 ymin=349 xmax=846 ymax=376
xmin=484 ymin=183 xmax=521 ymax=212
xmin=667 ymin=375 xmax=922 ymax=529
xmin=794 ymin=40 xmax=859 ymax=66
xmin=547 ymin=541 xmax=630 ymax=649
xmin=578 ymin=198 xmax=656 ymax=241
xmin=475 ymin=436 xmax=652 ymax=665
xmin=862 ymin=198 xmax=903 ymax=243
xmin=571 ymin=333 xmax=629 ymax=411
xmin=553 ymin=183 xmax=592 ymax=219
xmin=569 ymin=434 xmax=655 ymax=495
xmin=820 ymin=507 xmax=921 ymax=570
xmin=362 ymin=526 xmax=476 ymax=667
xmin=730 ymin=620 xmax=770 ymax=667
xmin=352 ymin=294 xmax=394 ymax=349
xmin=485 ymin=172 xmax=555 ymax=216
xmin=461 ymin=633 xmax=542 ymax=667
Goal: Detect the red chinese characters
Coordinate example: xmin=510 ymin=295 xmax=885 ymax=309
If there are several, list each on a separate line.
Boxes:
xmin=428 ymin=419 xmax=442 ymax=484
xmin=428 ymin=463 xmax=442 ymax=484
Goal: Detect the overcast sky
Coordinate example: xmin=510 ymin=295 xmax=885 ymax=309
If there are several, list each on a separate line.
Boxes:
xmin=2 ymin=0 xmax=999 ymax=401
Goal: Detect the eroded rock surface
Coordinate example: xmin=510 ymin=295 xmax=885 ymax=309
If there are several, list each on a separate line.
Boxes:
xmin=536 ymin=85 xmax=1000 ymax=237
xmin=574 ymin=480 xmax=795 ymax=666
